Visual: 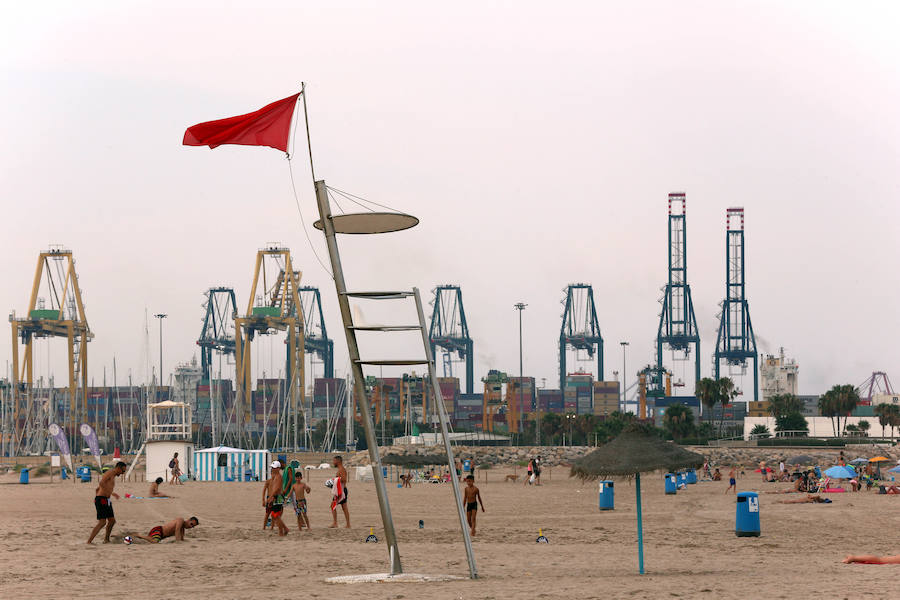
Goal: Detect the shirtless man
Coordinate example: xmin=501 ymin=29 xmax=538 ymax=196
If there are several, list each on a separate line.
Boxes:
xmin=87 ymin=461 xmax=127 ymax=544
xmin=462 ymin=475 xmax=484 ymax=535
xmin=330 ymin=455 xmax=350 ymax=528
xmin=133 ymin=517 xmax=199 ymax=543
xmin=263 ymin=461 xmax=289 ymax=536
xmin=291 ymin=471 xmax=311 ymax=530
xmin=843 ymin=554 xmax=900 ymax=564
xmin=149 ymin=477 xmax=171 ymax=498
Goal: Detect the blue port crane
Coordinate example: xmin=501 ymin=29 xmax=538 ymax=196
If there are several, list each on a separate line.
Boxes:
xmin=559 ymin=284 xmax=604 ymax=390
xmin=299 ymin=286 xmax=334 ymax=379
xmin=197 ymin=287 xmax=237 ymax=381
xmin=428 ymin=285 xmax=474 ymax=394
xmin=656 ymin=192 xmax=701 ymax=389
xmin=713 ymin=207 xmax=759 ymax=401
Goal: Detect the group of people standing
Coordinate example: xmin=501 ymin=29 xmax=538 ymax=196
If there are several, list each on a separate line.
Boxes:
xmin=262 ymin=455 xmax=350 ymax=537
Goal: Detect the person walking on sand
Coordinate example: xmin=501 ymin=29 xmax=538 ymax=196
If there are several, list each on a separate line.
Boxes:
xmin=87 ymin=461 xmax=127 ymax=544
xmin=533 ymin=455 xmax=542 ymax=486
xmin=524 ymin=457 xmax=534 ymax=486
xmin=263 ymin=461 xmax=289 ymax=536
xmin=725 ymin=466 xmax=737 ymax=493
xmin=291 ymin=471 xmax=311 ymax=531
xmin=132 ymin=517 xmax=199 ymax=543
xmin=462 ymin=475 xmax=484 ymax=535
xmin=169 ymin=452 xmax=182 ymax=485
xmin=330 ymin=455 xmax=350 ymax=529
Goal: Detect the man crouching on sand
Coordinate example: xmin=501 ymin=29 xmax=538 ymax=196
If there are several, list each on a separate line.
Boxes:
xmin=87 ymin=461 xmax=127 ymax=544
xmin=133 ymin=517 xmax=199 ymax=543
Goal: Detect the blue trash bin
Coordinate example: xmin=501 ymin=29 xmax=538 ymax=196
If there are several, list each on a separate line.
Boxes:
xmin=19 ymin=468 xmax=30 ymax=484
xmin=664 ymin=473 xmax=678 ymax=495
xmin=463 ymin=460 xmax=471 ymax=473
xmin=677 ymin=471 xmax=687 ymax=487
xmin=735 ymin=491 xmax=761 ymax=537
xmin=61 ymin=467 xmax=68 ymax=480
xmin=598 ymin=480 xmax=614 ymax=510
xmin=77 ymin=466 xmax=91 ymax=483
xmin=686 ymin=469 xmax=697 ymax=484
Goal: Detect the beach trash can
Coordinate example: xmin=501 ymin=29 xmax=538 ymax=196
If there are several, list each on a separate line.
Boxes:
xmin=686 ymin=469 xmax=697 ymax=484
xmin=463 ymin=459 xmax=471 ymax=472
xmin=61 ymin=467 xmax=68 ymax=480
xmin=77 ymin=466 xmax=91 ymax=482
xmin=735 ymin=491 xmax=761 ymax=537
xmin=598 ymin=480 xmax=614 ymax=510
xmin=664 ymin=473 xmax=677 ymax=494
xmin=19 ymin=468 xmax=29 ymax=484
xmin=677 ymin=471 xmax=687 ymax=486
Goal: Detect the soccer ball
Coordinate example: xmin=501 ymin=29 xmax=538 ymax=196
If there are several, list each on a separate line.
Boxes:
xmin=325 ymin=478 xmax=334 ymax=488
xmin=123 ymin=536 xmax=133 ymax=545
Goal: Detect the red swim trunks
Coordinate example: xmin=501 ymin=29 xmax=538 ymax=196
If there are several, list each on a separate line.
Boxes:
xmin=148 ymin=526 xmax=163 ymax=542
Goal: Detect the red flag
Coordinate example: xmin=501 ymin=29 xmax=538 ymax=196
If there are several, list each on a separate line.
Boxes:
xmin=183 ymin=93 xmax=300 ymax=152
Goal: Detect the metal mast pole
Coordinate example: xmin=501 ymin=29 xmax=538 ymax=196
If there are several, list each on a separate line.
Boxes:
xmin=313 ymin=179 xmax=402 ymax=574
xmin=620 ymin=341 xmax=629 ymax=412
xmin=154 ymin=314 xmax=167 ymax=400
xmin=514 ymin=303 xmax=526 ymax=434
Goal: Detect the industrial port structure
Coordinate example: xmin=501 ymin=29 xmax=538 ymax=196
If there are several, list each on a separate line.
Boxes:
xmin=3 ymin=192 xmax=846 ymax=455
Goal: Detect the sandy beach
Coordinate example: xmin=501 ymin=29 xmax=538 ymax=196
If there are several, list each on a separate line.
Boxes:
xmin=1 ymin=463 xmax=898 ymax=600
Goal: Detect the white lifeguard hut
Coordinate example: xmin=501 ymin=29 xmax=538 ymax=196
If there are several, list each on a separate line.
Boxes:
xmin=145 ymin=400 xmax=193 ymax=482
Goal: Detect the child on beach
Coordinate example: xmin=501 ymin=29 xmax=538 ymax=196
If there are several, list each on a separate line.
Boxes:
xmin=725 ymin=466 xmax=737 ymax=494
xmin=291 ymin=471 xmax=311 ymax=530
xmin=462 ymin=475 xmax=484 ymax=535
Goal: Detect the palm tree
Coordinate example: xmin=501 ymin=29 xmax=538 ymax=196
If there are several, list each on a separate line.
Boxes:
xmin=832 ymin=384 xmax=861 ymax=435
xmin=749 ymin=423 xmax=771 ymax=439
xmin=819 ymin=391 xmax=838 ymax=436
xmin=662 ymin=404 xmax=694 ymax=441
xmin=873 ymin=404 xmax=891 ymax=437
xmin=768 ymin=394 xmax=803 ymax=419
xmin=886 ymin=404 xmax=900 ymax=442
xmin=858 ymin=420 xmax=870 ymax=437
xmin=695 ymin=378 xmax=719 ymax=426
xmin=716 ymin=377 xmax=738 ymax=436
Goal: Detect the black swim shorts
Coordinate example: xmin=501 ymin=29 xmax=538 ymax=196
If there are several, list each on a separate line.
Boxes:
xmin=95 ymin=496 xmax=114 ymax=520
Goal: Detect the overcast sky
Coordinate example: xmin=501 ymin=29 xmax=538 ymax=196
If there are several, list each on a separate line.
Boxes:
xmin=1 ymin=2 xmax=898 ymax=401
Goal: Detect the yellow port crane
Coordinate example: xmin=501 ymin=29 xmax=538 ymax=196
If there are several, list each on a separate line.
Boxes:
xmin=10 ymin=247 xmax=93 ymax=446
xmin=233 ymin=245 xmax=305 ymax=449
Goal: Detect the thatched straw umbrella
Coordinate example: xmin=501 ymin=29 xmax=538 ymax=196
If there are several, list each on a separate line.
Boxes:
xmin=571 ymin=428 xmax=704 ymax=574
xmin=381 ymin=453 xmax=448 ymax=468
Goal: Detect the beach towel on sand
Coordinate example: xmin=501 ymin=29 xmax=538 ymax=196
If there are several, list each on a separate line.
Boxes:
xmin=331 ymin=476 xmax=345 ymax=510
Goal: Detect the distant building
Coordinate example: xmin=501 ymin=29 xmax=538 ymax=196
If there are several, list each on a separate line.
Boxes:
xmin=760 ymin=349 xmax=798 ymax=400
xmin=872 ymin=393 xmax=900 ymax=407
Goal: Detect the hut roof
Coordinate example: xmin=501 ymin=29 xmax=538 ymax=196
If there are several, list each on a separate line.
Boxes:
xmin=382 ymin=453 xmax=448 ymax=467
xmin=571 ymin=430 xmax=704 ymax=480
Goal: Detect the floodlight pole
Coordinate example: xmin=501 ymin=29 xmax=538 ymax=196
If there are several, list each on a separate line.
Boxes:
xmin=313 ymin=179 xmax=402 ymax=574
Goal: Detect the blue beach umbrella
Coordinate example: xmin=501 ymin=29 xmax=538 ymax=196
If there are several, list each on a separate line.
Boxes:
xmin=824 ymin=466 xmax=856 ymax=479
xmin=849 ymin=458 xmax=869 ymax=465
xmin=887 ymin=465 xmax=900 ymax=474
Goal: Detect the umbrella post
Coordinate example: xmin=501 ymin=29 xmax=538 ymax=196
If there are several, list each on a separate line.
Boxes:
xmin=635 ymin=473 xmax=645 ymax=574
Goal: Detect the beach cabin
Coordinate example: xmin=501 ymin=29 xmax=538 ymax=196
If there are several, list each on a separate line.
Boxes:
xmin=193 ymin=446 xmax=271 ymax=482
xmin=145 ymin=400 xmax=193 ymax=482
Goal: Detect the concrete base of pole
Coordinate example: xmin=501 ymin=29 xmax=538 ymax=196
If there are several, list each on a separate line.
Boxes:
xmin=326 ymin=573 xmax=465 ymax=584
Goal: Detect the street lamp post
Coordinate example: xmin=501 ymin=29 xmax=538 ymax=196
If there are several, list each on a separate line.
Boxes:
xmin=514 ymin=303 xmax=527 ymax=436
xmin=620 ymin=341 xmax=629 ymax=413
xmin=155 ymin=314 xmax=167 ymax=399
